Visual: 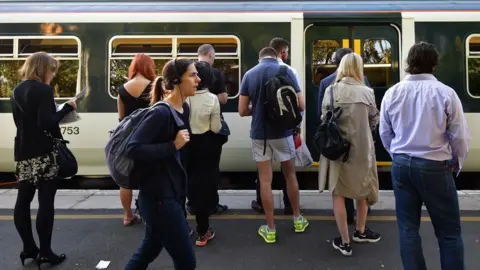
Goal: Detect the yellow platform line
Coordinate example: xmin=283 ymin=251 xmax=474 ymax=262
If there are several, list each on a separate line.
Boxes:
xmin=0 ymin=214 xmax=479 ymax=222
xmin=312 ymin=161 xmax=392 ymax=167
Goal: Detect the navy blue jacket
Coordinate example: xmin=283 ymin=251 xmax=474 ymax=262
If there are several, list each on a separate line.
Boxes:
xmin=125 ymin=104 xmax=187 ymax=200
xmin=317 ymin=71 xmax=370 ymax=119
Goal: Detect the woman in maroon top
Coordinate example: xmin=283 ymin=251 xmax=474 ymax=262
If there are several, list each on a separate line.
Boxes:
xmin=117 ymin=53 xmax=156 ymax=226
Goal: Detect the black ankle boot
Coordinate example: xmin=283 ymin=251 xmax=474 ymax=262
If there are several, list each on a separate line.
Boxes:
xmin=36 ymin=253 xmax=66 ymax=270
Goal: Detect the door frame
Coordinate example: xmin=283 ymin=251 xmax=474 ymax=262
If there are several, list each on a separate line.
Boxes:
xmin=301 ymin=21 xmax=403 ymax=169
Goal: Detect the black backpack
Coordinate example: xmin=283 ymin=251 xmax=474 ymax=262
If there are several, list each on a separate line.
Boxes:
xmin=261 ymin=65 xmax=302 ymax=154
xmin=313 ymin=83 xmax=350 ymax=162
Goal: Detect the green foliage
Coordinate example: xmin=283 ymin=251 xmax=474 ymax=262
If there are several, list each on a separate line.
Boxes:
xmin=468 ymin=58 xmax=480 ymax=96
xmin=0 ymin=59 xmax=79 ymax=98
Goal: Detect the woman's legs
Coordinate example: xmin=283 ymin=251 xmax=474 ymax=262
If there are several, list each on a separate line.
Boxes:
xmin=125 ymin=195 xmax=195 ymax=270
xmin=14 ymin=181 xmax=38 ymax=254
xmin=120 ymin=188 xmax=136 ymax=225
xmin=352 ymin=199 xmax=381 ymax=243
xmin=187 ymin=133 xmax=218 ymax=246
xmin=36 ymin=179 xmax=60 ymax=257
xmin=333 ymin=194 xmax=350 ymax=243
xmin=332 ymin=194 xmax=353 ymax=256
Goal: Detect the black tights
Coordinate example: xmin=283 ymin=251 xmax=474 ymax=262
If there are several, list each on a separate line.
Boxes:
xmin=14 ymin=179 xmax=57 ymax=256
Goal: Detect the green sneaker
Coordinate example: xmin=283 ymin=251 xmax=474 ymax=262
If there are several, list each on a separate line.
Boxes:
xmin=258 ymin=225 xmax=276 ymax=243
xmin=294 ymin=216 xmax=309 ymax=233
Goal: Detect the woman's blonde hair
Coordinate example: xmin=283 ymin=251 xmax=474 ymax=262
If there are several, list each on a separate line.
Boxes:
xmin=335 ymin=52 xmax=365 ymax=84
xmin=18 ymin=51 xmax=59 ymax=83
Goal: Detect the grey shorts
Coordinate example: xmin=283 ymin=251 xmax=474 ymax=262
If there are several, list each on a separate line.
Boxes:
xmin=251 ymin=136 xmax=296 ymax=163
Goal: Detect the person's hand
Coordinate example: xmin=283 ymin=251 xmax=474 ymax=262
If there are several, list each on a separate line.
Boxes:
xmin=174 ymin=129 xmax=190 ymax=149
xmin=67 ymin=97 xmax=77 ymax=109
xmin=448 ymin=160 xmax=459 ymax=173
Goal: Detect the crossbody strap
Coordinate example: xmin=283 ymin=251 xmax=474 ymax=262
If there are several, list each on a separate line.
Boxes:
xmin=11 ymin=91 xmax=25 ymax=113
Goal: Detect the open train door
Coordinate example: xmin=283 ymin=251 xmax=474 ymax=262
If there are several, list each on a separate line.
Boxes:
xmin=303 ymin=16 xmax=402 ymax=189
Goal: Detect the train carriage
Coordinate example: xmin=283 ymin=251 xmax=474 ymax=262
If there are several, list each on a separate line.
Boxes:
xmin=1 ymin=0 xmax=480 ymax=191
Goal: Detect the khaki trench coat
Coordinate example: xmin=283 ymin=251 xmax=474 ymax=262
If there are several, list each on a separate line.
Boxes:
xmin=318 ymin=77 xmax=380 ymax=206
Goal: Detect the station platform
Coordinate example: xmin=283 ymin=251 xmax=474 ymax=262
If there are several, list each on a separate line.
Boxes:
xmin=0 ymin=189 xmax=479 ymax=269
xmin=0 ymin=208 xmax=479 ymax=269
xmin=1 ymin=189 xmax=480 ymax=211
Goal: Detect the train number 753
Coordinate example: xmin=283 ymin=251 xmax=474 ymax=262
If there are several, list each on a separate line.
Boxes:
xmin=61 ymin=126 xmax=79 ymax=135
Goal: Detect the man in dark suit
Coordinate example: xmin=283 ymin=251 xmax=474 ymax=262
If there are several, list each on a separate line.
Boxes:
xmin=317 ymin=48 xmax=371 ymax=224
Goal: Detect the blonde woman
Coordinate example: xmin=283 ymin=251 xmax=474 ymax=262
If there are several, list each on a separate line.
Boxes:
xmin=318 ymin=52 xmax=381 ymax=256
xmin=11 ymin=52 xmax=76 ymax=268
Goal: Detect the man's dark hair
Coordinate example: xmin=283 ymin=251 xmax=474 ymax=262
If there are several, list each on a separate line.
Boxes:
xmin=197 ymin=44 xmax=215 ymax=56
xmin=334 ymin=48 xmax=353 ymax=66
xmin=259 ymin=47 xmax=277 ymax=58
xmin=195 ymin=61 xmax=214 ymax=90
xmin=269 ymin=37 xmax=289 ymax=53
xmin=405 ymin=42 xmax=439 ymax=74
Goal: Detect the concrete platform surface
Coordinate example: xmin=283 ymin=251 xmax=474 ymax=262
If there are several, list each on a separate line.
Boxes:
xmin=0 ymin=189 xmax=480 ymax=211
xmin=0 ymin=210 xmax=479 ymax=269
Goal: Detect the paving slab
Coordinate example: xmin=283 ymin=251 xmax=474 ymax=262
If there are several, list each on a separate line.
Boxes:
xmin=0 ymin=209 xmax=478 ymax=270
xmin=0 ymin=190 xmax=479 ymax=211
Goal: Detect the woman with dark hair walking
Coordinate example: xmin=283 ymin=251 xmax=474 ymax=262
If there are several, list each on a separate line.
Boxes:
xmin=124 ymin=58 xmax=200 ymax=270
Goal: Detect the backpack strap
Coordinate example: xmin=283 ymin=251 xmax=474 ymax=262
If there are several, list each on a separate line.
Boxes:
xmin=277 ymin=65 xmax=288 ymax=77
xmin=329 ymin=82 xmax=335 ymax=111
xmin=152 ymin=101 xmax=185 ymax=128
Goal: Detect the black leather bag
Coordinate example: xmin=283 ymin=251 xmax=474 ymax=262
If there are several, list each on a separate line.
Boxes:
xmin=313 ymin=82 xmax=350 ymax=162
xmin=47 ymin=133 xmax=78 ymax=178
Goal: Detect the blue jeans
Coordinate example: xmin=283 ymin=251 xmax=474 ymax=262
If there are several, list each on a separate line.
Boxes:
xmin=125 ymin=192 xmax=196 ymax=270
xmin=391 ymin=154 xmax=464 ymax=270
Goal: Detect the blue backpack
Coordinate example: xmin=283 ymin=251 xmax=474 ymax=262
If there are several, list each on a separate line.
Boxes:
xmin=105 ymin=101 xmax=184 ymax=189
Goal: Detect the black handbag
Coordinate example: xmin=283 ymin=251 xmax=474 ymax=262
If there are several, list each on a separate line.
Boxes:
xmin=47 ymin=132 xmax=78 ymax=178
xmin=313 ymin=82 xmax=351 ymax=162
xmin=12 ymin=91 xmax=78 ymax=179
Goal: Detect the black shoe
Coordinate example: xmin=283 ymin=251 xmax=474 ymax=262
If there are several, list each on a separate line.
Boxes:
xmin=352 ymin=227 xmax=381 ymax=243
xmin=36 ymin=253 xmax=66 ymax=270
xmin=332 ymin=237 xmax=352 ymax=256
xmin=251 ymin=200 xmax=264 ymax=214
xmin=20 ymin=249 xmax=39 ymax=266
xmin=211 ymin=204 xmax=228 ymax=215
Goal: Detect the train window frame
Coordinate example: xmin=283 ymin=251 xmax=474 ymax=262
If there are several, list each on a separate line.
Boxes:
xmin=466 ymin=34 xmax=480 ymax=98
xmin=0 ymin=35 xmax=82 ymax=100
xmin=107 ymin=35 xmax=242 ymax=100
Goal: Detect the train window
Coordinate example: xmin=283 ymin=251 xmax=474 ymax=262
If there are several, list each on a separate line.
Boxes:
xmin=466 ymin=35 xmax=480 ymax=97
xmin=311 ymin=40 xmax=340 ymax=86
xmin=0 ymin=39 xmax=13 ymax=56
xmin=0 ymin=36 xmax=81 ymax=99
xmin=109 ymin=37 xmax=174 ymax=98
xmin=108 ymin=35 xmax=241 ymax=99
xmin=177 ymin=37 xmax=241 ymax=98
xmin=112 ymin=37 xmax=173 ymax=56
xmin=363 ymin=39 xmax=392 ymax=88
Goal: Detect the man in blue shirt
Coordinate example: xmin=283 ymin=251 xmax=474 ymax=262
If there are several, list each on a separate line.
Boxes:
xmin=380 ymin=42 xmax=469 ymax=270
xmin=239 ymin=47 xmax=308 ymax=243
xmin=317 ymin=48 xmax=371 ymax=224
xmin=251 ymin=37 xmax=297 ymax=215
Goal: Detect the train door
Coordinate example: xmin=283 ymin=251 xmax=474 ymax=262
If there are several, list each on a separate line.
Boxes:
xmin=304 ymin=23 xmax=400 ymax=170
